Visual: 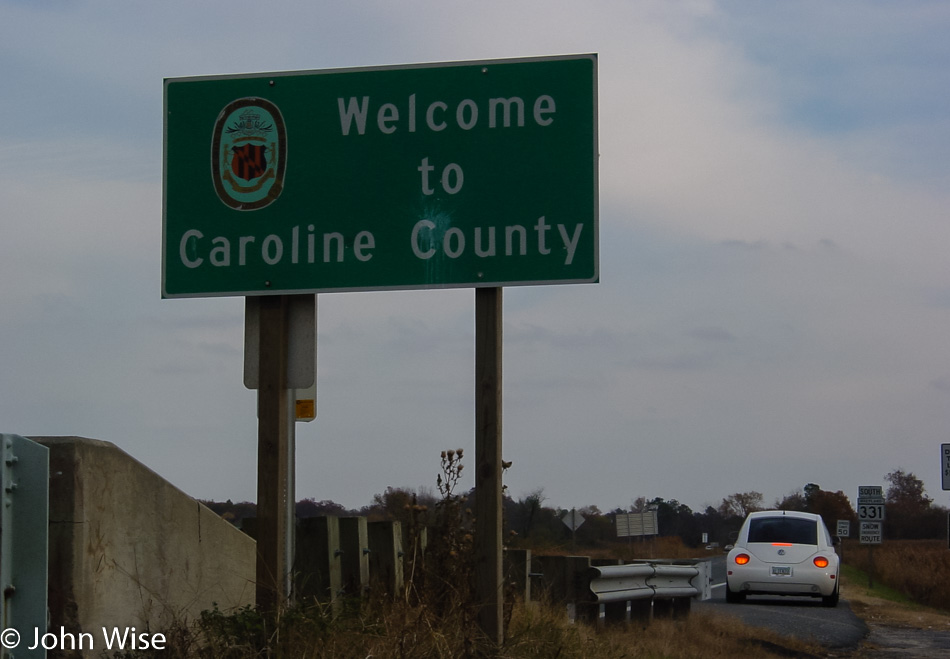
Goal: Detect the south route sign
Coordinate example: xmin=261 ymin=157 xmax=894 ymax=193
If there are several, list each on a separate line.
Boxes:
xmin=857 ymin=485 xmax=885 ymax=522
xmin=163 ymin=55 xmax=598 ymax=298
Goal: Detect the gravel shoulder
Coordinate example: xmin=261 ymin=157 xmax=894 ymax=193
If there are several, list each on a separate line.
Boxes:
xmin=841 ymin=574 xmax=950 ymax=658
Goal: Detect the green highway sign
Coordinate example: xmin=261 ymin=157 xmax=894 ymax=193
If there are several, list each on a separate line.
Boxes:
xmin=163 ymin=55 xmax=598 ymax=298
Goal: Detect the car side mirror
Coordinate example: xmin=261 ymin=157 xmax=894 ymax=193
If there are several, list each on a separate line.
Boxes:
xmin=832 ymin=535 xmax=841 ymax=546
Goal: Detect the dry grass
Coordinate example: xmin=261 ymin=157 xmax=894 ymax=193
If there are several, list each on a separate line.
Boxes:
xmin=168 ymin=539 xmax=947 ymax=657
xmin=506 ymin=605 xmax=826 ymax=659
xmin=843 ymin=539 xmax=950 ymax=611
xmin=135 ymin=596 xmax=826 ymax=659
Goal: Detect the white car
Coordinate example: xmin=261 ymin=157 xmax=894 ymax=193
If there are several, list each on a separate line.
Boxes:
xmin=725 ymin=510 xmax=840 ymax=607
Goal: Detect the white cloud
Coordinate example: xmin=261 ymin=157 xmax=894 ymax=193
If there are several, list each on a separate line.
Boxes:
xmin=1 ymin=1 xmax=949 ymax=512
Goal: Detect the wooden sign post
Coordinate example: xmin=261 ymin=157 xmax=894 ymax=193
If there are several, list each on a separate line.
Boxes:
xmin=255 ymin=295 xmax=293 ymax=612
xmin=474 ymin=287 xmax=504 ymax=645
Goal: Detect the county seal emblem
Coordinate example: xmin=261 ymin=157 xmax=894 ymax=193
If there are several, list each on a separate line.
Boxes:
xmin=211 ymin=97 xmax=287 ymax=210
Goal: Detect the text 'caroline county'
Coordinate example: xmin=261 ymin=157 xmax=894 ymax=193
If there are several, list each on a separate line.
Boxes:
xmin=179 ymin=217 xmax=584 ymax=270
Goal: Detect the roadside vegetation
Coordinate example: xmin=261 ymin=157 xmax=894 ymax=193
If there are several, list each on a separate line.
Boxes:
xmin=127 ymin=593 xmax=826 ymax=658
xmin=128 ymin=541 xmax=950 ymax=659
xmin=173 ymin=458 xmax=948 ymax=657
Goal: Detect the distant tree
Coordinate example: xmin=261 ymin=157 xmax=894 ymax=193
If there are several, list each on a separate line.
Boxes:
xmin=695 ymin=505 xmax=739 ymax=546
xmin=775 ymin=490 xmax=807 ymax=511
xmin=885 ymin=469 xmax=931 ymax=510
xmin=509 ymin=487 xmax=547 ymax=539
xmin=364 ymin=486 xmax=418 ymax=524
xmin=774 ymin=484 xmax=854 ymax=533
xmin=295 ymin=498 xmax=352 ymax=518
xmin=718 ymin=491 xmax=763 ymax=519
xmin=631 ymin=496 xmax=650 ymax=513
xmin=884 ymin=469 xmax=943 ymax=539
xmin=808 ymin=489 xmax=855 ymax=532
xmin=575 ymin=506 xmax=613 ymax=546
xmin=648 ymin=497 xmax=699 ymax=545
xmin=201 ymin=499 xmax=256 ymax=526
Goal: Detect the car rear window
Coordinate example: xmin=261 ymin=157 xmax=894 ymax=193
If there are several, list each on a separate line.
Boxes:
xmin=748 ymin=517 xmax=818 ymax=545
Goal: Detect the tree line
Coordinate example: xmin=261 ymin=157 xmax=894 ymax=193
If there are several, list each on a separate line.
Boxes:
xmin=203 ymin=467 xmax=946 ymax=549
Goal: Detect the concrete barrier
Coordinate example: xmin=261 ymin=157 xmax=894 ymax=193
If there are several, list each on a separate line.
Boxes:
xmin=36 ymin=436 xmax=256 ymax=643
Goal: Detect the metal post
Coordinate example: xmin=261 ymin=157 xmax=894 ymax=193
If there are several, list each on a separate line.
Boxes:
xmin=256 ymin=295 xmax=292 ymax=612
xmin=475 ymin=287 xmax=503 ymax=646
xmin=571 ymin=508 xmax=577 ymax=553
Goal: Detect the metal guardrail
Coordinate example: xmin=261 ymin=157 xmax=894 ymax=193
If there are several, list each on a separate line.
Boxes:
xmin=1 ymin=434 xmax=50 ymax=659
xmin=588 ymin=561 xmax=711 ymax=604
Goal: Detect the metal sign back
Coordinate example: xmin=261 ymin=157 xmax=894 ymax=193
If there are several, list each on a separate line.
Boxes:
xmin=244 ymin=294 xmax=316 ymax=389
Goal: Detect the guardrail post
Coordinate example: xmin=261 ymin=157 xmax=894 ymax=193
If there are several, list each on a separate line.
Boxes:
xmin=338 ymin=517 xmax=369 ymax=599
xmin=533 ymin=555 xmax=591 ymax=621
xmin=503 ymin=548 xmax=531 ymax=603
xmin=672 ymin=597 xmax=691 ymax=618
xmin=653 ymin=598 xmax=673 ymax=618
xmin=629 ymin=599 xmax=653 ymax=624
xmin=602 ymin=601 xmax=627 ymax=624
xmin=295 ymin=516 xmax=342 ymax=616
xmin=367 ymin=521 xmax=404 ymax=598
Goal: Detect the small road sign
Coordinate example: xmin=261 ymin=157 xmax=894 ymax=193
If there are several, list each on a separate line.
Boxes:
xmin=836 ymin=520 xmax=850 ymax=537
xmin=859 ymin=521 xmax=883 ymax=544
xmin=942 ymin=443 xmax=950 ymax=490
xmin=562 ymin=509 xmax=585 ymax=531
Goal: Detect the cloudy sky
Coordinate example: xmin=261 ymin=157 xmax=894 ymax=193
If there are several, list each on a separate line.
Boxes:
xmin=3 ymin=1 xmax=949 ymax=516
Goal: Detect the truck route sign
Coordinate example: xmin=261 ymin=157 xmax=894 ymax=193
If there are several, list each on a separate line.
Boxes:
xmin=163 ymin=55 xmax=598 ymax=298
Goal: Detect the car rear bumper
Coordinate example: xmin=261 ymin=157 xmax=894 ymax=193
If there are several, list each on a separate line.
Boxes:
xmin=727 ymin=567 xmax=837 ymax=597
xmin=733 ymin=580 xmax=828 ymax=597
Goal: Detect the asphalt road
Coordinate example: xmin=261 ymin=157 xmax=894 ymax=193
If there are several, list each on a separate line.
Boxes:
xmin=695 ymin=555 xmax=869 ymax=652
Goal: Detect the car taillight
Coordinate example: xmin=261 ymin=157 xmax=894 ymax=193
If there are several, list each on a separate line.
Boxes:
xmin=734 ymin=553 xmax=750 ymax=565
xmin=813 ymin=556 xmax=829 ymax=568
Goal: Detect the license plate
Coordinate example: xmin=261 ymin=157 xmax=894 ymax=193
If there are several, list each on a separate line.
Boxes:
xmin=771 ymin=566 xmax=792 ymax=577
